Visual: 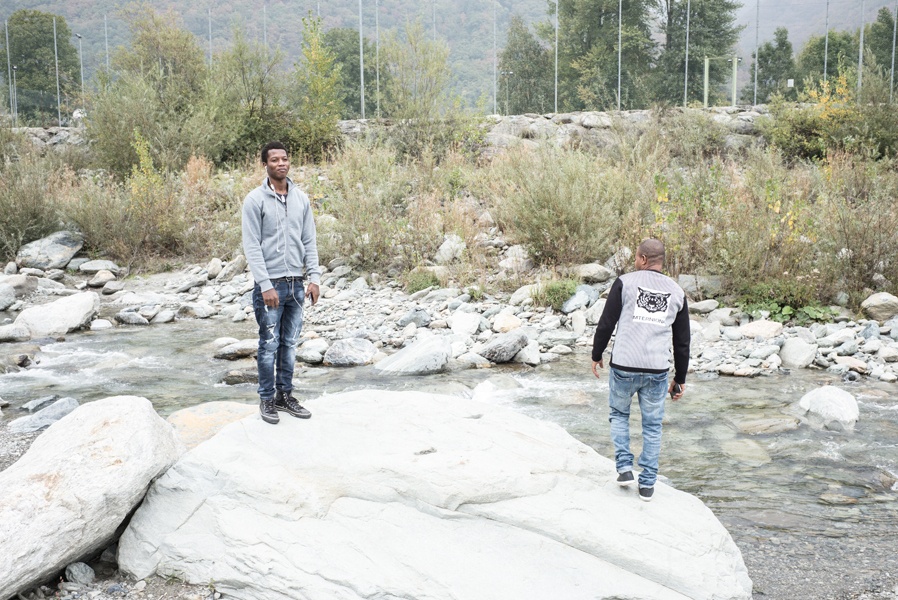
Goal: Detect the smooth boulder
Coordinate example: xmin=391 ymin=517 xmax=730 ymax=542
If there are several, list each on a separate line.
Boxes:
xmin=476 ymin=330 xmax=530 ymax=363
xmin=7 ymin=397 xmax=79 ymax=433
xmin=0 ymin=397 xmax=184 ymax=599
xmin=798 ymin=386 xmax=859 ymax=431
xmin=861 ymin=292 xmax=898 ymax=322
xmin=14 ymin=291 xmax=100 ymax=337
xmin=778 ymin=338 xmax=818 ymax=369
xmin=374 ymin=336 xmax=452 ymax=375
xmin=15 ymin=230 xmax=83 ymax=270
xmin=323 ymin=338 xmax=378 ymax=367
xmin=118 ymin=390 xmax=752 ymax=600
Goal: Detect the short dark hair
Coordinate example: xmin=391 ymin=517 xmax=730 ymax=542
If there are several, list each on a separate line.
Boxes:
xmin=637 ymin=238 xmax=665 ymax=266
xmin=261 ymin=141 xmax=287 ymax=163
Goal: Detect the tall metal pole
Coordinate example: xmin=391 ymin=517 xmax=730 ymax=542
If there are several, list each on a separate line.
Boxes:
xmin=104 ymin=15 xmax=109 ymax=70
xmin=11 ymin=66 xmax=17 ymax=127
xmin=684 ymin=0 xmax=691 ymax=107
xmin=359 ymin=0 xmax=365 ymax=119
xmin=433 ymin=1 xmax=437 ymax=42
xmin=732 ymin=55 xmax=738 ymax=107
xmin=858 ymin=0 xmax=865 ymax=96
xmin=76 ymin=34 xmax=84 ymax=98
xmin=554 ymin=0 xmax=559 ymax=113
xmin=493 ymin=0 xmax=498 ymax=115
xmin=263 ymin=3 xmax=268 ymax=52
xmin=823 ymin=0 xmax=830 ymax=81
xmin=4 ymin=20 xmax=12 ymax=121
xmin=617 ymin=0 xmax=622 ymax=111
xmin=703 ymin=56 xmax=709 ymax=108
xmin=753 ymin=0 xmax=759 ymax=105
xmin=376 ymin=0 xmax=380 ymax=118
xmin=890 ymin=0 xmax=897 ymax=102
xmin=53 ymin=17 xmax=61 ymax=125
xmin=208 ymin=8 xmax=213 ymax=68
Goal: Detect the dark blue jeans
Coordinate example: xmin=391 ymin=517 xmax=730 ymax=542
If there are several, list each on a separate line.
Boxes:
xmin=252 ymin=279 xmax=304 ymax=400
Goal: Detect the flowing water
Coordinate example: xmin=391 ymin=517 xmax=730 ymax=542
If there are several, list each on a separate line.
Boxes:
xmin=2 ymin=318 xmax=897 ymax=599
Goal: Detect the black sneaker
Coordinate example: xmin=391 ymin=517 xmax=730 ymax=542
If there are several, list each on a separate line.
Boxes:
xmin=275 ymin=391 xmax=312 ymax=419
xmin=260 ymin=397 xmax=279 ymax=424
xmin=639 ymin=486 xmax=655 ymax=502
xmin=617 ymin=471 xmax=635 ymax=487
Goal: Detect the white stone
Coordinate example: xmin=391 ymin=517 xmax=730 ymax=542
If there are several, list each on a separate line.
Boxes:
xmin=434 ymin=234 xmax=466 ymax=265
xmin=512 ymin=339 xmax=541 ymax=366
xmin=213 ymin=339 xmax=258 ymax=360
xmin=118 ymin=391 xmax=751 ymax=600
xmin=509 ymin=284 xmax=539 ymax=306
xmin=78 ymin=259 xmax=121 ymax=275
xmin=570 ymin=311 xmax=587 ymax=337
xmin=15 ymin=292 xmax=99 ymax=337
xmin=575 ymin=263 xmax=614 ymax=283
xmin=450 ymin=312 xmax=482 ymax=337
xmin=90 ymin=319 xmax=114 ymax=331
xmin=779 ymin=339 xmax=818 ymax=369
xmin=689 ymin=300 xmax=719 ymax=314
xmin=492 ymin=312 xmax=522 ymax=333
xmin=798 ymin=386 xmax=859 ymax=431
xmin=861 ymin=292 xmax=898 ymax=322
xmin=323 ymin=338 xmax=378 ymax=367
xmin=0 ymin=397 xmax=184 ymax=599
xmin=374 ymin=336 xmax=452 ymax=375
xmin=738 ymin=320 xmax=783 ymax=340
xmin=499 ymin=245 xmax=534 ymax=272
xmin=879 ymin=346 xmax=898 ymax=362
xmin=0 ymin=323 xmax=31 ymax=342
xmin=585 ymin=299 xmax=607 ymax=325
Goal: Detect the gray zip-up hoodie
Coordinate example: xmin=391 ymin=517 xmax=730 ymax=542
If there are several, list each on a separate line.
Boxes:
xmin=242 ymin=177 xmax=322 ymax=292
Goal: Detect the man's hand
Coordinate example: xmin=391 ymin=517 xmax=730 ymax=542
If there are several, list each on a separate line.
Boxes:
xmin=262 ymin=288 xmax=279 ymax=308
xmin=305 ymin=283 xmax=320 ymax=306
xmin=669 ymin=381 xmax=686 ymax=401
xmin=591 ymin=359 xmax=604 ymax=379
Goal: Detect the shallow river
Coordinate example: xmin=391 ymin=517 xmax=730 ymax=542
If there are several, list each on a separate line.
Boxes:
xmin=2 ymin=318 xmax=897 ymax=599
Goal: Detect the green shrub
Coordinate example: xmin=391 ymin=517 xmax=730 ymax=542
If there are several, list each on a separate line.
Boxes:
xmin=531 ymin=279 xmax=578 ymax=311
xmin=404 ymin=268 xmax=441 ymax=293
xmin=0 ymin=152 xmax=64 ymax=261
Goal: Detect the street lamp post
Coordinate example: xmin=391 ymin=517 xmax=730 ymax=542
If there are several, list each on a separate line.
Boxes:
xmin=75 ymin=33 xmax=84 ymax=97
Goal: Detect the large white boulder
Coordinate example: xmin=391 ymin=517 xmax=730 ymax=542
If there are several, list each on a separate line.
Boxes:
xmin=738 ymin=319 xmax=783 ymax=340
xmin=798 ymin=386 xmax=859 ymax=431
xmin=374 ymin=336 xmax=452 ymax=375
xmin=119 ymin=390 xmax=752 ymax=600
xmin=779 ymin=338 xmax=818 ymax=369
xmin=14 ymin=291 xmax=99 ymax=337
xmin=0 ymin=397 xmax=184 ymax=599
xmin=861 ymin=292 xmax=898 ymax=322
xmin=15 ymin=230 xmax=83 ymax=270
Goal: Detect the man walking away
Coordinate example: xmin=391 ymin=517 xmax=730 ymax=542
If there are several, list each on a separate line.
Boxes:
xmin=242 ymin=141 xmax=321 ymax=425
xmin=590 ymin=238 xmax=690 ymax=502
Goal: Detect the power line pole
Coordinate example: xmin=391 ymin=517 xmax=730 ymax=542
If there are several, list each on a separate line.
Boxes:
xmin=753 ymin=0 xmax=759 ymax=105
xmin=617 ymin=0 xmax=622 ymax=111
xmin=208 ymin=8 xmax=213 ymax=68
xmin=890 ymin=0 xmax=897 ymax=102
xmin=684 ymin=0 xmax=691 ymax=107
xmin=263 ymin=3 xmax=268 ymax=52
xmin=359 ymin=0 xmax=365 ymax=119
xmin=823 ymin=0 xmax=830 ymax=81
xmin=554 ymin=0 xmax=559 ymax=113
xmin=858 ymin=0 xmax=865 ymax=96
xmin=5 ymin=20 xmax=12 ymax=121
xmin=75 ymin=33 xmax=84 ymax=98
xmin=433 ymin=1 xmax=437 ymax=42
xmin=493 ymin=0 xmax=498 ymax=115
xmin=54 ymin=17 xmax=61 ymax=125
xmin=376 ymin=0 xmax=380 ymax=118
xmin=104 ymin=14 xmax=109 ymax=70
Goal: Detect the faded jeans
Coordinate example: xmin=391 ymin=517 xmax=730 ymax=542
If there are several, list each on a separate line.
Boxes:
xmin=252 ymin=279 xmax=304 ymax=400
xmin=608 ymin=368 xmax=668 ymax=488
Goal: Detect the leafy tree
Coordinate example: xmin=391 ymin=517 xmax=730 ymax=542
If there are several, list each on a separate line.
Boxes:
xmin=866 ymin=7 xmax=897 ymax=70
xmin=795 ymin=30 xmax=856 ymax=88
xmin=322 ymin=27 xmax=379 ymax=119
xmin=292 ymin=16 xmax=343 ymax=162
xmin=498 ymin=15 xmax=553 ymax=115
xmin=0 ymin=9 xmax=78 ymax=125
xmin=742 ymin=27 xmax=797 ymax=104
xmin=536 ymin=0 xmax=656 ymax=111
xmin=654 ymin=0 xmax=743 ymax=106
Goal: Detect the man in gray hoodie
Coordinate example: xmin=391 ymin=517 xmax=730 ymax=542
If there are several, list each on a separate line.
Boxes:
xmin=242 ymin=141 xmax=322 ymax=425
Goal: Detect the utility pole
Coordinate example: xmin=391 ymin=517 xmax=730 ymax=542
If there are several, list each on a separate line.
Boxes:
xmin=617 ymin=0 xmax=622 ymax=111
xmin=376 ymin=0 xmax=380 ymax=118
xmin=11 ymin=66 xmax=17 ymax=127
xmin=359 ymin=0 xmax=365 ymax=119
xmin=554 ymin=0 xmax=559 ymax=113
xmin=890 ymin=0 xmax=897 ymax=102
xmin=823 ymin=0 xmax=830 ymax=81
xmin=208 ymin=8 xmax=213 ymax=68
xmin=731 ymin=56 xmax=739 ymax=107
xmin=5 ymin=20 xmax=12 ymax=121
xmin=433 ymin=1 xmax=436 ymax=42
xmin=684 ymin=0 xmax=691 ymax=107
xmin=493 ymin=0 xmax=498 ymax=115
xmin=54 ymin=17 xmax=61 ymax=125
xmin=858 ymin=0 xmax=865 ymax=96
xmin=753 ymin=0 xmax=759 ymax=105
xmin=104 ymin=15 xmax=110 ymax=70
xmin=263 ymin=3 xmax=268 ymax=52
xmin=75 ymin=34 xmax=84 ymax=98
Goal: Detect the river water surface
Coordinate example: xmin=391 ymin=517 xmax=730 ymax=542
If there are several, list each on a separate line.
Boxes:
xmin=2 ymin=318 xmax=897 ymax=599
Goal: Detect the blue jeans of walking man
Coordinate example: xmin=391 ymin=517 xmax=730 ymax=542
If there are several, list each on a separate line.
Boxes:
xmin=608 ymin=368 xmax=668 ymax=489
xmin=252 ymin=279 xmax=304 ymax=400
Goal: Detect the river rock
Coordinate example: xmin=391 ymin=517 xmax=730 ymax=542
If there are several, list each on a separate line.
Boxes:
xmin=175 ymin=275 xmax=208 ymax=293
xmin=88 ymin=269 xmax=116 ymax=288
xmin=79 ymin=260 xmax=121 ymax=275
xmin=798 ymin=386 xmax=859 ymax=431
xmin=375 ymin=336 xmax=452 ymax=375
xmin=499 ymin=245 xmax=534 ymax=273
xmin=118 ymin=390 xmax=752 ymax=600
xmin=102 ymin=280 xmax=125 ymax=295
xmin=434 ymin=234 xmax=466 ymax=264
xmin=476 ymin=331 xmax=529 ymax=364
xmin=538 ymin=329 xmax=578 ymax=347
xmin=167 ymin=401 xmax=258 ymax=450
xmin=15 ymin=230 xmax=83 ymax=270
xmin=861 ymin=292 xmax=898 ymax=322
xmin=115 ymin=310 xmax=150 ymax=326
xmin=214 ymin=339 xmax=258 ymax=360
xmin=733 ymin=416 xmax=801 ymax=435
xmin=779 ymin=338 xmax=818 ymax=369
xmin=298 ymin=338 xmax=330 ymax=364
xmin=216 ymin=255 xmax=247 ymax=283
xmin=397 ymin=308 xmax=432 ymax=328
xmin=0 ymin=323 xmax=31 ymax=342
xmin=90 ymin=319 xmax=113 ymax=331
xmin=678 ymin=274 xmax=724 ymax=298
xmin=64 ymin=562 xmax=95 ymax=585
xmin=509 ymin=284 xmax=539 ymax=306
xmin=707 ymin=308 xmax=738 ymax=327
xmin=585 ymin=298 xmax=607 ymax=325
xmin=206 ymin=258 xmax=223 ymax=280
xmin=492 ymin=312 xmax=522 ymax=333
xmin=512 ymin=339 xmax=541 ymax=366
xmin=0 ymin=396 xmax=184 ymax=599
xmin=689 ymin=299 xmax=719 ymax=314
xmin=450 ymin=312 xmax=482 ymax=337
xmin=560 ymin=287 xmax=594 ymax=314
xmin=575 ymin=263 xmax=614 ymax=283
xmin=7 ymin=397 xmax=80 ymax=433
xmin=323 ymin=338 xmax=378 ymax=367
xmin=15 ymin=291 xmax=99 ymax=337
xmin=738 ymin=320 xmax=783 ymax=340
xmin=22 ymin=394 xmax=58 ymax=412
xmin=0 ymin=274 xmax=38 ymax=297
xmin=0 ymin=284 xmax=15 ymax=311
xmin=879 ymin=346 xmax=898 ymax=362
xmin=178 ymin=302 xmax=216 ymax=319
xmin=834 ymin=356 xmax=868 ymax=374
xmin=151 ymin=310 xmax=176 ymax=324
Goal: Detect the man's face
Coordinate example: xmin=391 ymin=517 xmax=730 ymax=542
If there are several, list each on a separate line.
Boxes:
xmin=265 ymin=149 xmax=289 ymax=181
